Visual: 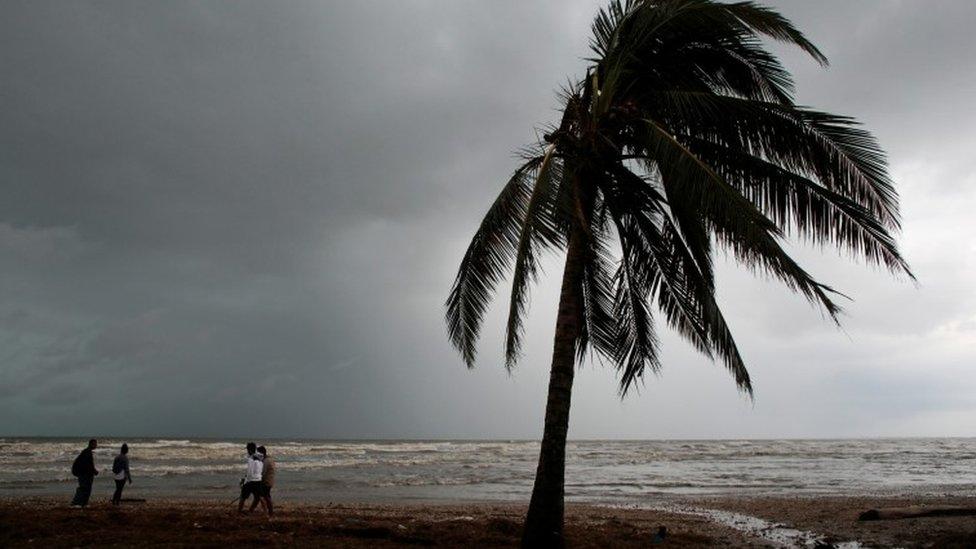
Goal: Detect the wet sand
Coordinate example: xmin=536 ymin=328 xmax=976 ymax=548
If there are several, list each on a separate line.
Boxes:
xmin=703 ymin=494 xmax=976 ymax=548
xmin=1 ymin=496 xmax=975 ymax=547
xmin=0 ymin=498 xmax=759 ymax=547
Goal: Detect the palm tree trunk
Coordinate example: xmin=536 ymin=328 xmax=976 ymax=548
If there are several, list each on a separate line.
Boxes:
xmin=521 ymin=228 xmax=585 ymax=548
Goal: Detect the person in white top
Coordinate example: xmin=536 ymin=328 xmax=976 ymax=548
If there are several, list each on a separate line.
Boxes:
xmin=111 ymin=443 xmax=132 ymax=505
xmin=238 ymin=442 xmax=264 ymax=514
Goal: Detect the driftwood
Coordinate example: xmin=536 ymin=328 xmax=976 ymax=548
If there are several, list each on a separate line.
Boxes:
xmin=858 ymin=506 xmax=976 ymax=521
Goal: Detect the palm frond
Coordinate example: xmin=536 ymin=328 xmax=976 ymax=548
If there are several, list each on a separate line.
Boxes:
xmin=592 ymin=0 xmax=826 ymax=107
xmin=446 ymin=155 xmax=545 ymax=367
xmin=641 ymin=91 xmax=900 ymax=228
xmin=640 ymin=118 xmax=843 ymax=319
xmin=577 ymin=204 xmax=621 ymax=364
xmin=504 ymin=147 xmax=568 ymax=369
xmin=603 ymin=201 xmax=664 ymax=392
xmin=685 ymin=137 xmax=912 ymax=276
xmin=600 ymin=168 xmax=750 ymax=394
xmin=720 ymin=1 xmax=827 ymax=64
xmin=657 ymin=218 xmax=752 ymax=392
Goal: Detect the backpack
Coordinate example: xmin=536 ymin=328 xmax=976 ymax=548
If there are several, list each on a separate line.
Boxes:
xmin=112 ymin=456 xmax=123 ymax=475
xmin=71 ymin=453 xmax=83 ymax=477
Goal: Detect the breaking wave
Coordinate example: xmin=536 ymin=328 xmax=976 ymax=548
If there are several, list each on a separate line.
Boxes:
xmin=3 ymin=438 xmax=976 ymax=502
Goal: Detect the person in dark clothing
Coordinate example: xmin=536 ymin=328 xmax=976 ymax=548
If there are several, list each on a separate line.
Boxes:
xmin=70 ymin=439 xmax=99 ymax=507
xmin=111 ymin=443 xmax=132 ymax=505
xmin=248 ymin=446 xmax=274 ymax=516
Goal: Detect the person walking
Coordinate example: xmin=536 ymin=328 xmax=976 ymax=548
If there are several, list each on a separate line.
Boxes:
xmin=111 ymin=443 xmax=132 ymax=505
xmin=249 ymin=446 xmax=274 ymax=516
xmin=238 ymin=442 xmax=263 ymax=514
xmin=70 ymin=439 xmax=99 ymax=507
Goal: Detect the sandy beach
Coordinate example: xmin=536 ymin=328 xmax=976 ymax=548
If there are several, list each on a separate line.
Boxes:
xmin=0 ymin=498 xmax=745 ymax=548
xmin=704 ymin=494 xmax=976 ymax=547
xmin=3 ymin=496 xmax=976 ymax=547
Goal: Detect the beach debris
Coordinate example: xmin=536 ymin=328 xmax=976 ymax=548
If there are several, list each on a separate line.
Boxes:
xmin=432 ymin=515 xmax=475 ymax=523
xmin=616 ymin=503 xmax=865 ymax=548
xmin=858 ymin=505 xmax=976 ymax=521
xmin=652 ymin=525 xmax=667 ymax=544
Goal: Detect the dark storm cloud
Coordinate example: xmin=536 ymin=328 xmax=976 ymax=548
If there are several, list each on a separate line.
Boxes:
xmin=0 ymin=0 xmax=596 ymax=436
xmin=1 ymin=1 xmax=974 ymax=438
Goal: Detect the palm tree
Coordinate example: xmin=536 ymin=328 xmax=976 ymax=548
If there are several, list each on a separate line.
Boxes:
xmin=446 ymin=0 xmax=912 ymax=546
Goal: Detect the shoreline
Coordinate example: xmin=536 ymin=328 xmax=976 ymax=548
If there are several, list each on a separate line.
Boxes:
xmin=3 ymin=495 xmax=976 ymax=547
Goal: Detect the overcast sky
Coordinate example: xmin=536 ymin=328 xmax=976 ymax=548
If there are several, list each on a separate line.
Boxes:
xmin=1 ymin=1 xmax=974 ymax=439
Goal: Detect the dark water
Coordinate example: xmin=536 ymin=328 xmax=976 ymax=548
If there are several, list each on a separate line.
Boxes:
xmin=3 ymin=438 xmax=976 ymax=504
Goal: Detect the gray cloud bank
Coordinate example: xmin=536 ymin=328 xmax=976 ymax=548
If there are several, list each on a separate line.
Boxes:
xmin=1 ymin=1 xmax=974 ymax=438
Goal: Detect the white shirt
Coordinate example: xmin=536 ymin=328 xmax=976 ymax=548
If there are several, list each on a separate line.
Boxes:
xmin=244 ymin=454 xmax=263 ymax=482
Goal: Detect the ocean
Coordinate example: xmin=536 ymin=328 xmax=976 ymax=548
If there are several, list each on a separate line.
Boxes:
xmin=3 ymin=438 xmax=975 ymax=504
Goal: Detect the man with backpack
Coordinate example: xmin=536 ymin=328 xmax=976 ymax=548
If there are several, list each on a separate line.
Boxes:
xmin=70 ymin=439 xmax=99 ymax=507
